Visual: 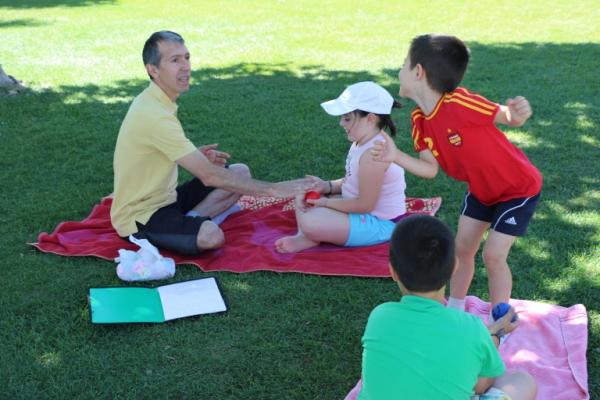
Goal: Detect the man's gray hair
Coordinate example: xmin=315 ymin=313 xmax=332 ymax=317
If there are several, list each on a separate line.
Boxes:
xmin=142 ymin=31 xmax=184 ymax=68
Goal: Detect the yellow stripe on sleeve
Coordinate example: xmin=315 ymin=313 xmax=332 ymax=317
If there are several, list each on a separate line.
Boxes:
xmin=444 ymin=98 xmax=494 ymax=116
xmin=450 ymin=91 xmax=496 ymax=111
xmin=412 ymin=126 xmax=420 ymax=149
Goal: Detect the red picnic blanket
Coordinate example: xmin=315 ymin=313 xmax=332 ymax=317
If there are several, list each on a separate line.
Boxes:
xmin=32 ymin=196 xmax=441 ymax=277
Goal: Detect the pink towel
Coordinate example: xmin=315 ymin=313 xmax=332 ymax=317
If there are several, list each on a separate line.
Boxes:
xmin=343 ymin=296 xmax=589 ymax=400
xmin=32 ymin=196 xmax=441 ymax=277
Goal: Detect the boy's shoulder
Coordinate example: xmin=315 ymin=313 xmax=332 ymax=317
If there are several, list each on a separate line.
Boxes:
xmin=448 ymin=87 xmax=494 ymax=105
xmin=411 ymin=87 xmax=498 ymax=126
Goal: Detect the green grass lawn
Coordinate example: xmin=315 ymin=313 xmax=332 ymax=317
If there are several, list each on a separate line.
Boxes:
xmin=1 ymin=0 xmax=599 ymax=398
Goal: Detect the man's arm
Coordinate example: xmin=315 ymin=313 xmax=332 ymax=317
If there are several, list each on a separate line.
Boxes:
xmin=308 ymin=152 xmax=388 ymax=213
xmin=177 ymin=149 xmax=316 ymax=198
xmin=494 ymin=96 xmax=532 ymax=127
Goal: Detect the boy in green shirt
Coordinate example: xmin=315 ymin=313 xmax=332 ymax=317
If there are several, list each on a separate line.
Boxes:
xmin=358 ymin=215 xmax=537 ymax=400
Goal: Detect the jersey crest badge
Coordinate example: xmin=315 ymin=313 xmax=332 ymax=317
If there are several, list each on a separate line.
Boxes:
xmin=447 ymin=131 xmax=462 ymax=147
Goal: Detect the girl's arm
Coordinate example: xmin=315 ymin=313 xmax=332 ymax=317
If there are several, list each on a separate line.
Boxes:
xmin=371 ymin=131 xmax=438 ymax=178
xmin=494 ymin=96 xmax=532 ymax=127
xmin=309 ymin=151 xmax=388 ymax=214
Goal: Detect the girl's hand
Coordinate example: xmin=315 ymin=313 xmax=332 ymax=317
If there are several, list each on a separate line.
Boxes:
xmin=371 ymin=131 xmax=398 ymax=163
xmin=305 ymin=196 xmax=328 ymax=208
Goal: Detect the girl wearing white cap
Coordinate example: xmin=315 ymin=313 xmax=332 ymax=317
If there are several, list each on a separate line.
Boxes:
xmin=275 ymin=82 xmax=407 ymax=253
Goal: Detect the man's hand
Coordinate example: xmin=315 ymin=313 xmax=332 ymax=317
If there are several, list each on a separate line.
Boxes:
xmin=199 ymin=143 xmax=230 ymax=167
xmin=270 ymin=177 xmax=319 ymax=198
xmin=304 ymin=175 xmax=331 ymax=194
xmin=506 ymin=96 xmax=533 ymax=126
xmin=371 ymin=131 xmax=399 ymax=163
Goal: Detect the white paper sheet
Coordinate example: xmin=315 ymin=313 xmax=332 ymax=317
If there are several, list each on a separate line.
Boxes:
xmin=157 ymin=277 xmax=227 ymax=321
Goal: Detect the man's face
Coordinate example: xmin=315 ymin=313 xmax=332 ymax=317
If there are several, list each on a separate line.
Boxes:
xmin=147 ymin=40 xmax=191 ymax=101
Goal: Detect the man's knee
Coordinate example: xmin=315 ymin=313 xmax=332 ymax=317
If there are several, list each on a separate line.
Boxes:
xmin=196 ymin=221 xmax=225 ymax=250
xmin=229 ymin=163 xmax=251 ymax=178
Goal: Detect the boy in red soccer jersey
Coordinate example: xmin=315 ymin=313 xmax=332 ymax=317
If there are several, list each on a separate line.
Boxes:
xmin=372 ymin=34 xmax=542 ymax=313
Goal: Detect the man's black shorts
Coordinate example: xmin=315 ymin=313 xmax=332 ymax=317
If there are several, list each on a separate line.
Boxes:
xmin=460 ymin=191 xmax=541 ymax=237
xmin=132 ymin=178 xmax=215 ymax=255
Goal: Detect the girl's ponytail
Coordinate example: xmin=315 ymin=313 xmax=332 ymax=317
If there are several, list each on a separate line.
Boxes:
xmin=377 ymin=100 xmax=402 ymax=136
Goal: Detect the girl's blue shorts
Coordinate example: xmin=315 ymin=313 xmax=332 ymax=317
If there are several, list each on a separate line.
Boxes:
xmin=345 ymin=213 xmax=398 ymax=247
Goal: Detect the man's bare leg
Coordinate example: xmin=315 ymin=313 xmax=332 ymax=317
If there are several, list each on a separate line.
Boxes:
xmin=191 ymin=163 xmax=250 ymax=217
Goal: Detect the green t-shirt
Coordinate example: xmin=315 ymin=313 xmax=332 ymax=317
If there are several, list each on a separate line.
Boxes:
xmin=359 ymin=296 xmax=505 ymax=400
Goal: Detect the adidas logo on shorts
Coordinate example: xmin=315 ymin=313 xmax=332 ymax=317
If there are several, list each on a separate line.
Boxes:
xmin=504 ymin=216 xmax=517 ymax=225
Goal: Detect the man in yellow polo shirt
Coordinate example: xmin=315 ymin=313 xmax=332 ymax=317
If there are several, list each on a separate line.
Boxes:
xmin=112 ymin=31 xmax=316 ymax=255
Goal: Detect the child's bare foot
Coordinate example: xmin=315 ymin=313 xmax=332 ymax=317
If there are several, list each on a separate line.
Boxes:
xmin=275 ymin=233 xmax=319 ymax=253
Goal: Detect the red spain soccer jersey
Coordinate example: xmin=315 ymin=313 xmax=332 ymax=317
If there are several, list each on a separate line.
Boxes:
xmin=411 ymin=87 xmax=542 ymax=205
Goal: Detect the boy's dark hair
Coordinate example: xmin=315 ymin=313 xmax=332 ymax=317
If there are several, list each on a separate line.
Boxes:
xmin=142 ymin=31 xmax=184 ymax=79
xmin=354 ymin=100 xmax=402 ymax=136
xmin=409 ymin=34 xmax=470 ymax=93
xmin=389 ymin=214 xmax=455 ymax=292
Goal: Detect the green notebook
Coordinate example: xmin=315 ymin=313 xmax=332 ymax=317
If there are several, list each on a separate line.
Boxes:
xmin=89 ymin=277 xmax=227 ymax=324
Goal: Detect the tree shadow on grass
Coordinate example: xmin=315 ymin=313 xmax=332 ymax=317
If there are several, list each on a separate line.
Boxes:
xmin=0 ymin=0 xmax=115 ymax=8
xmin=1 ymin=41 xmax=599 ymax=399
xmin=0 ymin=18 xmax=49 ymax=28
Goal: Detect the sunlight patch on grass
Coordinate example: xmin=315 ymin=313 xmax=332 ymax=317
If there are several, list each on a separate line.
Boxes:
xmin=514 ymin=237 xmax=552 ymax=262
xmin=567 ymin=190 xmax=600 ymax=208
xmin=60 ymin=91 xmax=131 ymax=105
xmin=39 ymin=351 xmax=62 ymax=368
xmin=539 ymin=205 xmax=600 ymax=236
xmin=227 ymin=281 xmax=252 ymax=292
xmin=572 ymin=253 xmax=600 ymax=273
xmin=561 ymin=211 xmax=600 ymax=227
xmin=564 ymin=102 xmax=590 ymax=110
xmin=580 ymin=134 xmax=599 ymax=146
xmin=576 ymin=114 xmax=596 ymax=129
xmin=535 ymin=119 xmax=553 ymax=127
xmin=505 ymin=130 xmax=547 ymax=149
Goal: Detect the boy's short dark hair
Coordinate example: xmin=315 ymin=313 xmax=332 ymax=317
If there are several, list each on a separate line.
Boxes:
xmin=389 ymin=215 xmax=455 ymax=292
xmin=409 ymin=34 xmax=470 ymax=93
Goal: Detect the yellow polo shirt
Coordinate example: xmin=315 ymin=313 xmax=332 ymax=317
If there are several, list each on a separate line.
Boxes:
xmin=111 ymin=81 xmax=197 ymax=237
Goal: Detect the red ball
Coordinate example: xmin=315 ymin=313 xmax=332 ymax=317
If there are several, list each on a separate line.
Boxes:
xmin=304 ymin=191 xmax=321 ymax=203
xmin=412 ymin=199 xmax=424 ymax=209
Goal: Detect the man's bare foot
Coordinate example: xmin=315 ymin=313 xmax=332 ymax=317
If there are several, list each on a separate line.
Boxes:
xmin=275 ymin=233 xmax=319 ymax=253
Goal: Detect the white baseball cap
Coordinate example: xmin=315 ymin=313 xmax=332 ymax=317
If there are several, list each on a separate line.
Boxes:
xmin=320 ymin=81 xmax=394 ymax=116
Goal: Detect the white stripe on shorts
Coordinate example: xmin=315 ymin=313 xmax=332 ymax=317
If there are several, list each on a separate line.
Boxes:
xmin=492 ymin=196 xmax=533 ymax=231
